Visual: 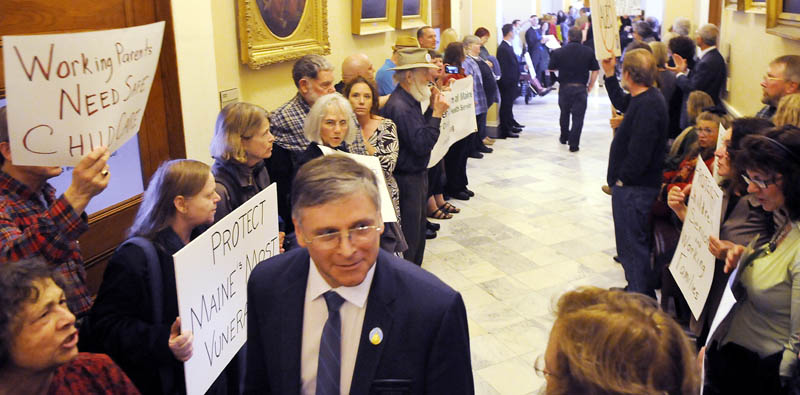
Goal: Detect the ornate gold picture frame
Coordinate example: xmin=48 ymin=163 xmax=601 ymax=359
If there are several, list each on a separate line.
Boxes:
xmin=767 ymin=0 xmax=800 ymax=40
xmin=238 ymin=0 xmax=331 ymax=69
xmin=352 ymin=0 xmax=397 ymax=35
xmin=396 ymin=0 xmax=430 ymax=30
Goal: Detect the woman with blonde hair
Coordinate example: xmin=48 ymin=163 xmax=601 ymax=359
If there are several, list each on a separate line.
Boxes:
xmin=774 ymin=93 xmax=800 ymax=127
xmin=437 ymin=28 xmax=460 ymax=54
xmin=539 ymin=287 xmax=700 ymax=395
xmin=89 ymin=160 xmax=225 ymax=394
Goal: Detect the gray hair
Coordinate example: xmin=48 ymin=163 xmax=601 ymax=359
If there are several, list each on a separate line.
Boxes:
xmin=291 ymin=155 xmax=380 ymax=220
xmin=292 ymin=54 xmax=333 ymax=88
xmin=462 ymin=35 xmax=481 ymax=46
xmin=634 ymin=21 xmax=654 ymax=39
xmin=303 ymin=93 xmax=357 ymax=146
xmin=697 ymin=24 xmax=719 ymax=46
xmin=672 ymin=17 xmax=691 ymax=36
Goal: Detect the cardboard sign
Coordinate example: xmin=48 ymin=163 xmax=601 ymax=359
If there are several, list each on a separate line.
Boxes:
xmin=173 ymin=184 xmax=280 ymax=395
xmin=428 ymin=76 xmax=478 ymax=168
xmin=588 ymin=0 xmax=622 ymax=60
xmin=2 ymin=22 xmax=164 ymax=166
xmin=318 ymin=145 xmax=398 ymax=223
xmin=669 ymin=158 xmax=723 ymax=319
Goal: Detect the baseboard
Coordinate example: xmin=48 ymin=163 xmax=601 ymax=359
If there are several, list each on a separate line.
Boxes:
xmin=722 ymin=99 xmax=743 ymax=118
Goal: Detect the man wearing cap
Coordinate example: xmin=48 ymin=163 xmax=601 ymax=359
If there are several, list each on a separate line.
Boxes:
xmin=376 ymin=36 xmax=420 ymax=96
xmin=381 ymin=48 xmax=449 ymax=266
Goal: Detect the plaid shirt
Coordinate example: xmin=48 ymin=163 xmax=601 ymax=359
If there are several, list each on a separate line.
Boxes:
xmin=270 ymin=93 xmax=368 ymax=156
xmin=756 ymin=105 xmax=776 ymax=120
xmin=0 ymin=171 xmax=91 ymax=316
xmin=463 ymin=56 xmax=488 ymax=115
xmin=49 ymin=353 xmax=140 ymax=395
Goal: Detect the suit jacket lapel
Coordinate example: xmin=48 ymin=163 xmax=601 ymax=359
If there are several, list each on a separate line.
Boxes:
xmin=349 ymin=251 xmax=397 ymax=394
xmin=278 ymin=249 xmax=310 ymax=394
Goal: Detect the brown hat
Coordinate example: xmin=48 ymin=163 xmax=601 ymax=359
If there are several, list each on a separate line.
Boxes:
xmin=392 ymin=36 xmax=420 ymax=51
xmin=389 ymin=48 xmax=438 ymax=71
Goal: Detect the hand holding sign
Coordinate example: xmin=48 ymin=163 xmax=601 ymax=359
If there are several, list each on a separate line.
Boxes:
xmin=725 ymin=244 xmax=747 ymax=274
xmin=63 ymin=146 xmax=111 ymax=214
xmin=169 ymin=317 xmax=194 ymax=362
xmin=601 ymin=57 xmax=616 ymax=78
xmin=709 ymin=236 xmax=736 ymax=260
xmin=667 ymin=184 xmax=691 ymax=222
xmin=432 ymin=90 xmax=450 ymax=118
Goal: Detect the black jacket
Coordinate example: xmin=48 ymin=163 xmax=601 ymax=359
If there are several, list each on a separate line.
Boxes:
xmin=211 ymin=159 xmax=271 ymax=222
xmin=496 ymin=40 xmax=519 ymax=88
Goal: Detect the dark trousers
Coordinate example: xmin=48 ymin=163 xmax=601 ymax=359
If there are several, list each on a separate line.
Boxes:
xmin=498 ymin=83 xmax=517 ymax=132
xmin=444 ymin=137 xmax=470 ymax=194
xmin=558 ymin=84 xmax=588 ymax=148
xmin=471 ymin=112 xmax=488 ymax=152
xmin=427 ymin=161 xmax=444 ymax=196
xmin=396 ymin=171 xmax=428 ymax=266
xmin=705 ymin=342 xmax=786 ymax=395
xmin=611 ymin=185 xmax=659 ymax=298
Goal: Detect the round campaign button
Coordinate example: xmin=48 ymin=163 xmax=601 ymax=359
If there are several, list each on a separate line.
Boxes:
xmin=369 ymin=327 xmax=383 ymax=345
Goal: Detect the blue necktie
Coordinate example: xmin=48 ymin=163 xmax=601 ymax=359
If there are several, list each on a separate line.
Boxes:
xmin=316 ymin=291 xmax=345 ymax=395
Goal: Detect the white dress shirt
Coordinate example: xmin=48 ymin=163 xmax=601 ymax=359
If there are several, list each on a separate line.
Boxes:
xmin=300 ymin=258 xmax=376 ymax=395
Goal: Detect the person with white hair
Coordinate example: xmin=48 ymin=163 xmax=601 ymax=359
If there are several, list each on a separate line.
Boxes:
xmin=671 ymin=23 xmax=727 ymax=108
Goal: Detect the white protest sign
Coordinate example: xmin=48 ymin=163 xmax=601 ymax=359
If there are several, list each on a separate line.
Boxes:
xmin=712 ymin=123 xmax=725 ymax=184
xmin=2 ymin=22 xmax=164 ymax=166
xmin=173 ymin=184 xmax=280 ymax=395
xmin=428 ymin=76 xmax=478 ymax=168
xmin=588 ymin=0 xmax=622 ymax=60
xmin=318 ymin=145 xmax=398 ymax=223
xmin=616 ymin=0 xmax=642 ymax=16
xmin=669 ymin=157 xmax=723 ymax=319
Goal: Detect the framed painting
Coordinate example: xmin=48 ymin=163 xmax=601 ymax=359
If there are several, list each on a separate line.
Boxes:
xmin=352 ymin=0 xmax=397 ymax=35
xmin=396 ymin=0 xmax=430 ymax=30
xmin=238 ymin=0 xmax=331 ymax=69
xmin=767 ymin=0 xmax=800 ymax=40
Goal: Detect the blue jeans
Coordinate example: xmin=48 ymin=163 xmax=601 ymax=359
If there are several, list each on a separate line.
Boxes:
xmin=611 ymin=185 xmax=659 ymax=297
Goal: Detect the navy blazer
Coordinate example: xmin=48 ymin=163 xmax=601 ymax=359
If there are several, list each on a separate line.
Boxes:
xmin=676 ymin=48 xmax=726 ymax=107
xmin=244 ymin=248 xmax=474 ymax=394
xmin=497 ymin=40 xmax=519 ymax=88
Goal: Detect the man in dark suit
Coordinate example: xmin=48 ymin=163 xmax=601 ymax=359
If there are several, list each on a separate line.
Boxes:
xmin=497 ymin=23 xmax=522 ymax=138
xmin=671 ymin=23 xmax=726 ymax=126
xmin=525 ymin=15 xmax=548 ymax=87
xmin=245 ymin=155 xmax=474 ymax=395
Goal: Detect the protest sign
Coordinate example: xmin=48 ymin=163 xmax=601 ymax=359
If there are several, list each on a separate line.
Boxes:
xmin=669 ymin=158 xmax=723 ymax=319
xmin=173 ymin=184 xmax=280 ymax=395
xmin=318 ymin=145 xmax=398 ymax=223
xmin=712 ymin=122 xmax=725 ymax=184
xmin=428 ymin=76 xmax=477 ymax=168
xmin=616 ymin=0 xmax=642 ymax=16
xmin=588 ymin=0 xmax=622 ymax=60
xmin=2 ymin=22 xmax=164 ymax=166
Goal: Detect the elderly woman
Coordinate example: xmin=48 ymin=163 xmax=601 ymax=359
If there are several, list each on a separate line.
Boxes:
xmin=661 ymin=110 xmax=727 ymax=194
xmin=705 ymin=125 xmax=800 ymax=394
xmin=539 ymin=287 xmax=700 ymax=394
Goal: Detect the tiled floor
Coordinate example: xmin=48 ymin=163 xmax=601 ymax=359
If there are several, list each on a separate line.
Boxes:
xmin=423 ymin=87 xmax=626 ymax=394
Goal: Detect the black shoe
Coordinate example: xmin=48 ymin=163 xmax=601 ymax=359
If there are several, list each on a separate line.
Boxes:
xmin=613 ymin=255 xmax=621 ymax=263
xmin=504 ymin=132 xmax=520 ymax=138
xmin=513 ymin=121 xmax=525 ymax=128
xmin=426 ymin=220 xmax=440 ymax=231
xmin=512 ymin=126 xmax=523 ymax=133
xmin=478 ymin=145 xmax=493 ymax=153
xmin=464 ymin=188 xmax=475 ymax=197
xmin=425 ymin=228 xmax=437 ymax=239
xmin=449 ymin=190 xmax=470 ymax=200
xmin=569 ymin=146 xmax=579 ymax=152
xmin=468 ymin=151 xmax=484 ymax=159
xmin=559 ymin=137 xmax=568 ymax=145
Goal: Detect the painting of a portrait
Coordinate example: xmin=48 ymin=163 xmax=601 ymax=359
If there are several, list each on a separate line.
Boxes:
xmin=403 ymin=0 xmax=421 ymax=15
xmin=362 ymin=0 xmax=387 ymax=19
xmin=395 ymin=0 xmax=429 ymax=29
xmin=255 ymin=0 xmax=307 ymax=38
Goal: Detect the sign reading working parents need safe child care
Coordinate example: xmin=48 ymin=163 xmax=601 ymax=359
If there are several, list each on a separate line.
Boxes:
xmin=669 ymin=157 xmax=723 ymax=319
xmin=2 ymin=22 xmax=164 ymax=166
xmin=428 ymin=76 xmax=478 ymax=168
xmin=173 ymin=184 xmax=280 ymax=395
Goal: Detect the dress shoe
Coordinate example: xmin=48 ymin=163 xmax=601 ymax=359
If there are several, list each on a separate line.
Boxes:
xmin=513 ymin=121 xmax=525 ymax=128
xmin=512 ymin=126 xmax=523 ymax=133
xmin=478 ymin=145 xmax=493 ymax=153
xmin=468 ymin=151 xmax=484 ymax=159
xmin=601 ymin=185 xmax=612 ymax=195
xmin=569 ymin=146 xmax=579 ymax=152
xmin=449 ymin=190 xmax=470 ymax=200
xmin=483 ymin=137 xmax=496 ymax=145
xmin=503 ymin=132 xmax=520 ymax=138
xmin=464 ymin=188 xmax=475 ymax=197
xmin=426 ymin=220 xmax=440 ymax=231
xmin=559 ymin=137 xmax=568 ymax=145
xmin=425 ymin=228 xmax=437 ymax=239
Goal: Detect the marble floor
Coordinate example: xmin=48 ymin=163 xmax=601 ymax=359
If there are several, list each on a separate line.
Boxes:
xmin=423 ymin=86 xmax=625 ymax=395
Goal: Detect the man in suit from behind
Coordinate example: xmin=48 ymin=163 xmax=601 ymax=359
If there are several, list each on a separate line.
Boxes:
xmin=244 ymin=155 xmax=474 ymax=395
xmin=671 ymin=23 xmax=726 ymax=127
xmin=497 ymin=23 xmax=522 ymax=139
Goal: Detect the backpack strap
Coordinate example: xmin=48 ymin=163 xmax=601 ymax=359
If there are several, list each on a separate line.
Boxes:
xmin=117 ymin=237 xmax=163 ymax=325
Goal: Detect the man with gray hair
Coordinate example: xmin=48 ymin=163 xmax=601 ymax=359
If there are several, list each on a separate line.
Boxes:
xmin=757 ymin=55 xmax=800 ymax=119
xmin=671 ymin=23 xmax=726 ymax=110
xmin=671 ymin=17 xmax=691 ymax=37
xmin=245 ymin=155 xmax=474 ymax=394
xmin=381 ymin=47 xmax=449 ymax=265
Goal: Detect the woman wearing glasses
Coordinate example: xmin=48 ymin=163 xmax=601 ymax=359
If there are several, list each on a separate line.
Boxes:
xmin=704 ymin=125 xmax=800 ymax=394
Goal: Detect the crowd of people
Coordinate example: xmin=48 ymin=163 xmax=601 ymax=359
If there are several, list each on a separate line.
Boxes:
xmin=1 ymin=5 xmax=800 ymax=395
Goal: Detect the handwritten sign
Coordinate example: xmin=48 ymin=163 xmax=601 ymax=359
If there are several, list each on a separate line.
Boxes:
xmin=616 ymin=0 xmax=642 ymax=16
xmin=588 ymin=0 xmax=622 ymax=60
xmin=2 ymin=22 xmax=164 ymax=166
xmin=318 ymin=145 xmax=398 ymax=223
xmin=428 ymin=76 xmax=478 ymax=167
xmin=712 ymin=123 xmax=725 ymax=184
xmin=670 ymin=158 xmax=723 ymax=319
xmin=173 ymin=184 xmax=280 ymax=395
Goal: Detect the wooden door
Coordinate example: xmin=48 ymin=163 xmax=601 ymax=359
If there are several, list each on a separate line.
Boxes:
xmin=0 ymin=0 xmax=186 ymax=294
xmin=431 ymin=0 xmax=452 ymax=30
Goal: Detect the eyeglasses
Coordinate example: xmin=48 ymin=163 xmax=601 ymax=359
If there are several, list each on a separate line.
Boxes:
xmin=303 ymin=225 xmax=382 ymax=250
xmin=741 ymin=174 xmax=779 ymax=189
xmin=534 ymin=355 xmax=558 ymax=379
xmin=763 ymin=74 xmax=785 ymax=82
xmin=696 ymin=127 xmax=716 ymax=135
